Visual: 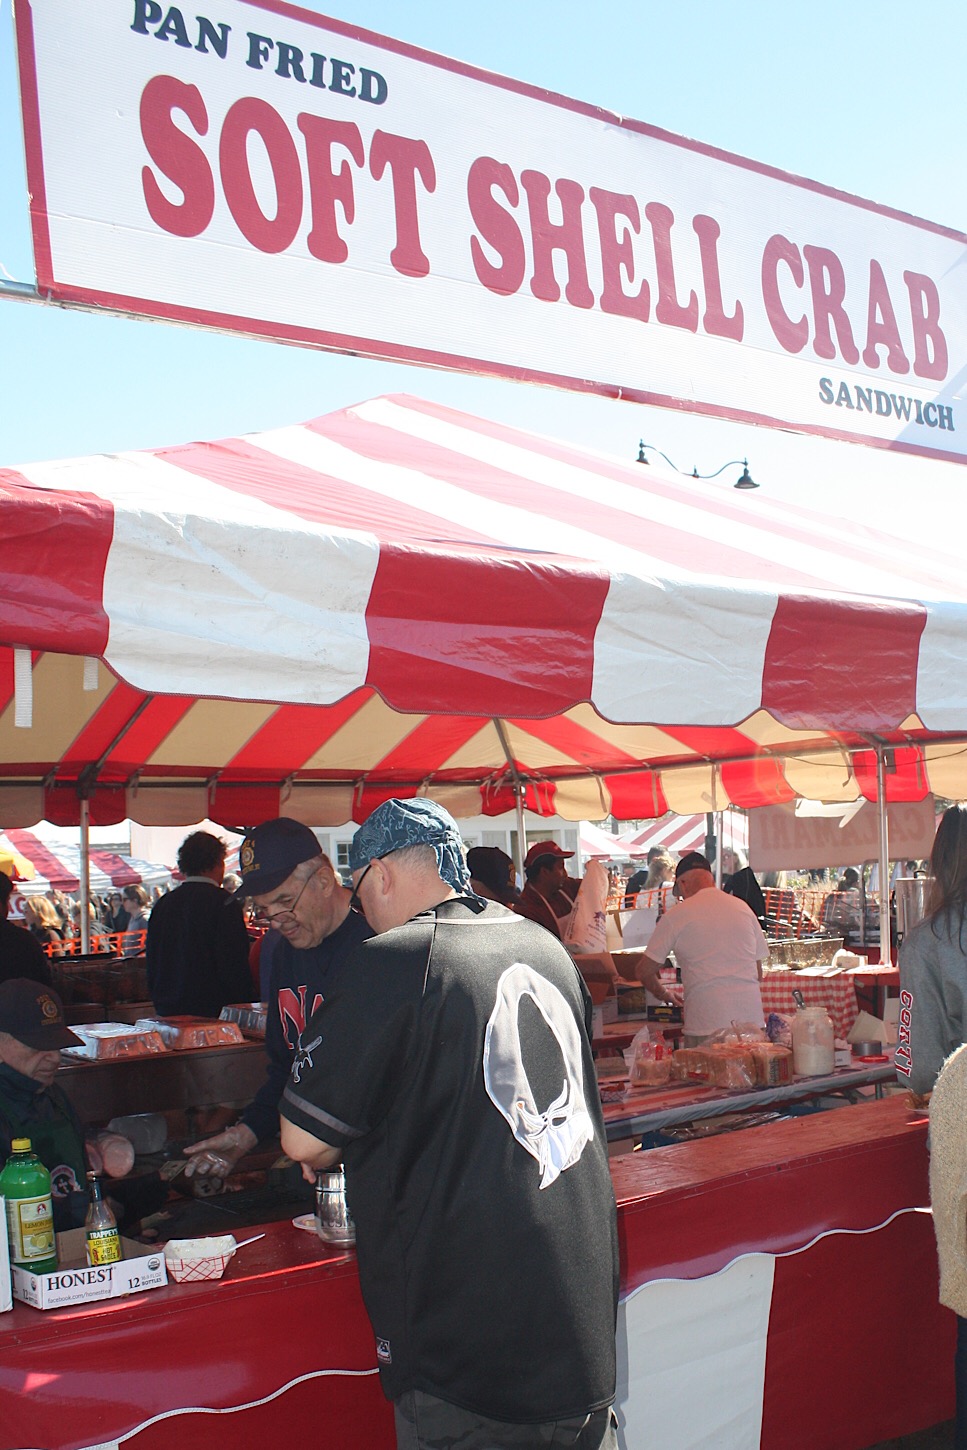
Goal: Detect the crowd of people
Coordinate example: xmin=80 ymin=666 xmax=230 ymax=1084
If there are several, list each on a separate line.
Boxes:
xmin=0 ymin=881 xmax=169 ymax=962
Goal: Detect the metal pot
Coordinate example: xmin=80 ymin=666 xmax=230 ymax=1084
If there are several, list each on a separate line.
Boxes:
xmin=314 ymin=1167 xmax=356 ymax=1246
xmin=895 ymin=876 xmax=933 ymax=938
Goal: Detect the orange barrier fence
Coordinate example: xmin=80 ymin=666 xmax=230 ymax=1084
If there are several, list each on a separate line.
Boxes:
xmin=44 ymin=928 xmax=147 ymax=958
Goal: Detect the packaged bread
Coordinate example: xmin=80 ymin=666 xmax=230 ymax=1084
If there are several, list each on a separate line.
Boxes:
xmin=672 ymin=1048 xmax=712 ymax=1082
xmin=627 ymin=1029 xmax=673 ymax=1087
xmin=749 ymin=1043 xmax=793 ymax=1086
xmin=632 ymin=1053 xmax=672 ymax=1086
xmin=706 ymin=1044 xmax=757 ymax=1091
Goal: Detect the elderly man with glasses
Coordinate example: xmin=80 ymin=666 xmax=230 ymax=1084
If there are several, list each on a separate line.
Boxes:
xmin=184 ymin=818 xmax=371 ymax=1180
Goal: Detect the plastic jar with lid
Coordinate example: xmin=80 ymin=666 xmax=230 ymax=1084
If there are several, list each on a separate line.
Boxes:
xmin=791 ymin=1005 xmax=835 ymax=1077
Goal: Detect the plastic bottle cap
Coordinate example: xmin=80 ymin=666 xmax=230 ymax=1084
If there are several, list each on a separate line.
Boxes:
xmin=11 ymin=1137 xmax=31 ymax=1152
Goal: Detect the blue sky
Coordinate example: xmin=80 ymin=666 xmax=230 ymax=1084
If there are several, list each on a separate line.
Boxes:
xmin=0 ymin=0 xmax=964 ymax=530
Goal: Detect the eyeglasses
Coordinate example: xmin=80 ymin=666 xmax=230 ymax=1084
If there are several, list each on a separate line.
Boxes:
xmin=349 ymin=859 xmax=378 ymax=915
xmin=252 ymin=868 xmax=320 ymax=929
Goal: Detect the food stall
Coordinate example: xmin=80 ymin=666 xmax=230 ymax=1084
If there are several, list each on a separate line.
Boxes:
xmin=3 ymin=396 xmax=967 ymax=1443
xmin=0 ymin=1097 xmax=949 ymax=1450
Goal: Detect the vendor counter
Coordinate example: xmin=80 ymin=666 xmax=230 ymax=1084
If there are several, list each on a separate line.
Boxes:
xmin=57 ymin=1040 xmax=268 ymax=1121
xmin=602 ymin=1061 xmax=895 ymax=1143
xmin=0 ymin=1097 xmax=949 ymax=1450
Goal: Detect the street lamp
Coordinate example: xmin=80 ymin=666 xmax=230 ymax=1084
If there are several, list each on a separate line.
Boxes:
xmin=636 ymin=441 xmax=759 ymax=490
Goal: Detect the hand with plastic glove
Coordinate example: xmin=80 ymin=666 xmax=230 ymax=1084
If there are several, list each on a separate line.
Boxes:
xmin=183 ymin=1122 xmax=258 ymax=1178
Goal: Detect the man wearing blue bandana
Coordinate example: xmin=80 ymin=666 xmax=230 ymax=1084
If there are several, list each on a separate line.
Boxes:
xmin=281 ymin=798 xmax=618 ymax=1450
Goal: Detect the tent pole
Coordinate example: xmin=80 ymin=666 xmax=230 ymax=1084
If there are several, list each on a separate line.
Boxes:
xmin=708 ymin=766 xmax=722 ymax=886
xmin=492 ymin=719 xmax=528 ymax=881
xmin=514 ymin=791 xmax=527 ymax=884
xmin=875 ymin=746 xmax=892 ymax=965
xmin=79 ymin=797 xmax=91 ymax=954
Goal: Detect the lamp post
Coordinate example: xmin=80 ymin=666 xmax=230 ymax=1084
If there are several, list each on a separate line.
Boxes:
xmin=636 ymin=441 xmax=759 ymax=490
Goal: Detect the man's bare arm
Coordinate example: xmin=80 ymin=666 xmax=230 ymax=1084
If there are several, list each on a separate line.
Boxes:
xmin=281 ymin=1118 xmax=341 ymax=1182
xmin=636 ymin=953 xmax=678 ymax=1002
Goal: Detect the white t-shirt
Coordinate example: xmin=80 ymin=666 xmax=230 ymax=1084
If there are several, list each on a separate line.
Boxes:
xmin=646 ymin=887 xmax=766 ymax=1036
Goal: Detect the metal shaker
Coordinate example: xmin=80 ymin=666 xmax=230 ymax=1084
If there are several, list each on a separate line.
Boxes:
xmin=314 ymin=1166 xmax=356 ymax=1245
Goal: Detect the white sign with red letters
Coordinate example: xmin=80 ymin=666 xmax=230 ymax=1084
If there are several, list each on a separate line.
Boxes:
xmin=14 ymin=0 xmax=967 ymax=460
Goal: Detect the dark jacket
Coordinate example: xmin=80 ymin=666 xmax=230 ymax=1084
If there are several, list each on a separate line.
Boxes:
xmin=146 ymin=878 xmax=252 ymax=1017
xmin=0 ymin=918 xmax=53 ymax=987
xmin=0 ymin=1062 xmax=89 ymax=1231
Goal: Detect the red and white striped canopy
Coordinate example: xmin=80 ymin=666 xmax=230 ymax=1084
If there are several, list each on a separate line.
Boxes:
xmin=616 ymin=812 xmax=750 ymax=859
xmin=0 ymin=829 xmax=171 ymax=895
xmin=2 ymin=393 xmax=966 ymax=828
xmin=578 ymin=822 xmax=628 ymax=859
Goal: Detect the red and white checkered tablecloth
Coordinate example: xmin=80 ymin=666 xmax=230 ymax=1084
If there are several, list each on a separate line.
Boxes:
xmin=760 ymin=970 xmax=859 ymax=1039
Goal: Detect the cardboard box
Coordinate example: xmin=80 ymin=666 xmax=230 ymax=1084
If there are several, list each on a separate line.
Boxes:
xmin=11 ymin=1228 xmax=167 ymax=1310
xmin=0 ymin=1201 xmax=11 ymax=1313
xmin=646 ymin=1003 xmax=684 ymax=1025
xmin=590 ymin=1002 xmax=620 ymax=1039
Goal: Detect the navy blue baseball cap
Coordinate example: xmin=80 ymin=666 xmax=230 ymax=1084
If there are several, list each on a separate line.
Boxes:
xmin=235 ymin=818 xmax=321 ymax=898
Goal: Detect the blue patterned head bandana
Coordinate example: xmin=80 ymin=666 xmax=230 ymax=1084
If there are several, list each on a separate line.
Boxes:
xmin=349 ymin=798 xmax=471 ymax=892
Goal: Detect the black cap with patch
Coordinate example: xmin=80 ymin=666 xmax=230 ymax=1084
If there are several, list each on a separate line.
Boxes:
xmin=0 ymin=979 xmax=82 ymax=1050
xmin=235 ymin=818 xmax=321 ymax=898
xmin=675 ymin=851 xmax=713 ymax=880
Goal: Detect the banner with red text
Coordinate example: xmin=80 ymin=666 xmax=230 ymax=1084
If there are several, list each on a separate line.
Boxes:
xmin=14 ymin=0 xmax=967 ymax=460
xmin=748 ymin=798 xmax=937 ymax=872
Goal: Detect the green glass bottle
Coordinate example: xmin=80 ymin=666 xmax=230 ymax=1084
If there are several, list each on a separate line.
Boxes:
xmin=1 ymin=1137 xmax=58 ymax=1274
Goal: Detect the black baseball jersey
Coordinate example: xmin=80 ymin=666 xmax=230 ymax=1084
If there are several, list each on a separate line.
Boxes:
xmin=282 ymin=895 xmax=618 ymax=1423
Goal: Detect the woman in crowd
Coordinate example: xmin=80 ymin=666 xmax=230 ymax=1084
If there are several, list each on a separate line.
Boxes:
xmin=900 ymin=805 xmax=967 ymax=1447
xmin=71 ymin=900 xmax=112 ymax=952
xmin=643 ymin=851 xmax=675 ymax=891
xmin=102 ymin=891 xmax=129 ymax=934
xmin=120 ymin=885 xmax=150 ymax=956
xmin=623 ymin=847 xmax=674 ymax=905
xmin=96 ymin=894 xmax=115 ymax=933
xmin=22 ymin=895 xmax=67 ymax=954
xmin=898 ymin=804 xmax=967 ymax=1098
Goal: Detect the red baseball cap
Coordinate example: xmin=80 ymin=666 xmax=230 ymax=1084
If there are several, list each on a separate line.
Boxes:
xmin=523 ymin=841 xmax=575 ymax=869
